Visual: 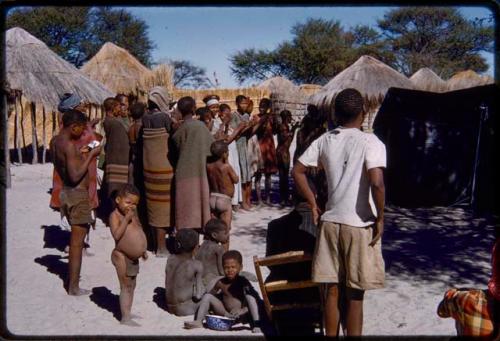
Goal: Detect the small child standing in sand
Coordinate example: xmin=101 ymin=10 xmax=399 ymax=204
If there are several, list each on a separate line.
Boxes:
xmin=207 ymin=141 xmax=239 ymax=246
xmin=185 ymin=250 xmax=261 ymax=333
xmin=196 ymin=219 xmax=228 ymax=288
xmin=109 ymin=184 xmax=148 ymax=326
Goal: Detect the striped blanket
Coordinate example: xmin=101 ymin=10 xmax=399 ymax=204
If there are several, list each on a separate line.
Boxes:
xmin=103 ymin=117 xmax=130 ymax=198
xmin=143 ymin=128 xmax=173 ymax=228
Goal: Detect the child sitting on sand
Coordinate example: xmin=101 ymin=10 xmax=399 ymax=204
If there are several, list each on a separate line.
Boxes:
xmin=184 ymin=250 xmax=262 ymax=333
xmin=165 ymin=229 xmax=205 ymax=316
xmin=109 ymin=184 xmax=148 ymax=326
xmin=206 ymin=141 xmax=239 ymax=249
xmin=196 ymin=218 xmax=228 ymax=289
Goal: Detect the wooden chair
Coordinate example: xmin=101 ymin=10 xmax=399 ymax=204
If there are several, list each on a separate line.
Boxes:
xmin=253 ymin=251 xmax=323 ymax=333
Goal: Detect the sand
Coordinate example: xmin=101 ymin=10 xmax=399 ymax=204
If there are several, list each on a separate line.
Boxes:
xmin=6 ymin=163 xmax=497 ymax=337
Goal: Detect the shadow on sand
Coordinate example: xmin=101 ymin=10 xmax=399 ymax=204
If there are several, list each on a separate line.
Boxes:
xmin=152 ymin=287 xmax=167 ymax=312
xmin=383 ymin=205 xmax=499 ymax=285
xmin=34 ymin=254 xmax=68 ymax=289
xmin=41 ymin=225 xmax=70 ymax=252
xmin=89 ymin=286 xmax=121 ymax=321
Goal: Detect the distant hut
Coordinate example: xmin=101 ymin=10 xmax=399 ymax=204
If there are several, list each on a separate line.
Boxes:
xmin=309 ymin=55 xmax=414 ymax=131
xmin=410 ymin=68 xmax=448 ymax=93
xmin=258 ymin=76 xmax=306 ymax=118
xmin=299 ymin=84 xmax=322 ymax=97
xmin=6 ymin=27 xmax=113 ymax=164
xmin=81 ymin=42 xmax=171 ymax=100
xmin=447 ymin=70 xmax=494 ymax=91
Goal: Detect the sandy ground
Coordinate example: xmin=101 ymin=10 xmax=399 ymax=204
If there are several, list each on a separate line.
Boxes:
xmin=6 ymin=163 xmax=498 ymax=337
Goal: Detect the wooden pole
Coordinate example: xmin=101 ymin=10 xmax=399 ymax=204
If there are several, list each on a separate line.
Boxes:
xmin=42 ymin=106 xmax=47 ymax=164
xmin=20 ymin=96 xmax=26 ymax=155
xmin=3 ymin=93 xmax=11 ymax=188
xmin=14 ymin=95 xmax=22 ymax=164
xmin=30 ymin=102 xmax=38 ymax=164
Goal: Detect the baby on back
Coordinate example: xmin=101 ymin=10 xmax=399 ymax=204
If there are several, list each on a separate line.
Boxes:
xmin=195 ymin=219 xmax=228 ymax=290
xmin=165 ymin=229 xmax=204 ymax=316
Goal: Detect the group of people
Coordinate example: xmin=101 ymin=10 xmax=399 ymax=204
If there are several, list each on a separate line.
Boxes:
xmin=48 ymin=86 xmax=499 ymax=337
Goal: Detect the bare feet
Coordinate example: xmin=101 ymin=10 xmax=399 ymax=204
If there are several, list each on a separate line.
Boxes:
xmin=184 ymin=320 xmax=203 ymax=329
xmin=83 ymin=248 xmax=94 ymax=257
xmin=130 ymin=313 xmax=142 ymax=319
xmin=68 ymin=288 xmax=90 ymax=296
xmin=120 ymin=318 xmax=141 ymax=327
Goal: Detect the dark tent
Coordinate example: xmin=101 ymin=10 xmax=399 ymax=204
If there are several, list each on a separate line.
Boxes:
xmin=373 ymin=84 xmax=498 ymax=212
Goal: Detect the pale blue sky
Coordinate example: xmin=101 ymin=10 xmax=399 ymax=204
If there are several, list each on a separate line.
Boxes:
xmin=123 ymin=6 xmax=495 ymax=88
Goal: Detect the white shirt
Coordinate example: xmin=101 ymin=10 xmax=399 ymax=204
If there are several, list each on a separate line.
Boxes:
xmin=298 ymin=127 xmax=386 ymax=227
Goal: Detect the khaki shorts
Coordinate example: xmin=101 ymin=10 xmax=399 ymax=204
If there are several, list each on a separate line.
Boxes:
xmin=312 ymin=221 xmax=385 ymax=290
xmin=60 ymin=188 xmax=95 ymax=226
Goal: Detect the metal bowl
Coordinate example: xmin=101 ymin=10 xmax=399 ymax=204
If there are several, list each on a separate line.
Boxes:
xmin=205 ymin=314 xmax=236 ymax=331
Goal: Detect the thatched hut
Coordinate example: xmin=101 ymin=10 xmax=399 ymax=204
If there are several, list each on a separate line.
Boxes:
xmin=258 ymin=76 xmax=307 ymax=118
xmin=299 ymin=84 xmax=322 ymax=97
xmin=446 ymin=70 xmax=494 ymax=91
xmin=6 ymin=27 xmax=114 ymax=164
xmin=81 ymin=42 xmax=170 ymax=99
xmin=309 ymin=55 xmax=414 ymax=131
xmin=409 ymin=68 xmax=448 ymax=93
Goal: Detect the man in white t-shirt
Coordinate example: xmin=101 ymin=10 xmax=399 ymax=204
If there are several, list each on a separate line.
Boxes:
xmin=292 ymin=88 xmax=386 ymax=337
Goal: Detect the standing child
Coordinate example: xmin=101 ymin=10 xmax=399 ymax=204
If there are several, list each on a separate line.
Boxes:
xmin=109 ymin=184 xmax=148 ymax=326
xmin=196 ymin=218 xmax=228 ymax=288
xmin=185 ymin=250 xmax=262 ymax=333
xmin=165 ymin=229 xmax=205 ymax=316
xmin=206 ymin=141 xmax=239 ymax=244
xmin=276 ymin=110 xmax=300 ymax=206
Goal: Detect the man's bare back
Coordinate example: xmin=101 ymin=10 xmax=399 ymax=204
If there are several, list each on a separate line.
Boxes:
xmin=207 ymin=160 xmax=238 ymax=198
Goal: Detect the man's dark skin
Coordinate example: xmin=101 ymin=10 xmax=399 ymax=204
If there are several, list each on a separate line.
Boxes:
xmin=292 ymin=110 xmax=385 ymax=337
xmin=52 ymin=116 xmax=101 ymax=295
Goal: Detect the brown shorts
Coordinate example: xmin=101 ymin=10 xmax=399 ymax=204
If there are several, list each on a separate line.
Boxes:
xmin=125 ymin=255 xmax=139 ymax=277
xmin=209 ymin=193 xmax=232 ymax=216
xmin=60 ymin=188 xmax=94 ymax=226
xmin=312 ymin=221 xmax=385 ymax=290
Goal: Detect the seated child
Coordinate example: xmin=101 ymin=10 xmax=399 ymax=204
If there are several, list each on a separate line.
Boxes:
xmin=109 ymin=184 xmax=148 ymax=326
xmin=165 ymin=229 xmax=205 ymax=316
xmin=184 ymin=250 xmax=262 ymax=333
xmin=196 ymin=218 xmax=228 ymax=289
xmin=438 ymin=237 xmax=500 ymax=338
xmin=206 ymin=141 xmax=239 ymax=250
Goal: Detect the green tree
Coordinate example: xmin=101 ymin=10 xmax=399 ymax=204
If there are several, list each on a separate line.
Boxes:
xmin=377 ymin=7 xmax=494 ymax=78
xmin=229 ymin=18 xmax=392 ymax=85
xmin=6 ymin=6 xmax=155 ymax=67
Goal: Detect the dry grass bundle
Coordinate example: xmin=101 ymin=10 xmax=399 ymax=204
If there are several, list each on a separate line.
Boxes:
xmin=6 ymin=27 xmax=113 ymax=111
xmin=299 ymin=84 xmax=322 ymax=97
xmin=410 ymin=68 xmax=448 ymax=93
xmin=144 ymin=63 xmax=175 ymax=92
xmin=81 ymin=42 xmax=153 ymax=96
xmin=446 ymin=70 xmax=494 ymax=91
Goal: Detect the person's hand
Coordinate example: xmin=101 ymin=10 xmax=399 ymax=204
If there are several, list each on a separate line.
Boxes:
xmin=311 ymin=204 xmax=322 ymax=225
xmin=80 ymin=146 xmax=91 ymax=154
xmin=125 ymin=209 xmax=135 ymax=222
xmin=142 ymin=251 xmax=148 ymax=260
xmin=89 ymin=145 xmax=102 ymax=158
xmin=225 ymin=311 xmax=240 ymax=319
xmin=369 ymin=217 xmax=384 ymax=247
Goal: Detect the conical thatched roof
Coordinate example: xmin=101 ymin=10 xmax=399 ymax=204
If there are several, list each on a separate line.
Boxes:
xmin=309 ymin=55 xmax=414 ymax=112
xmin=410 ymin=68 xmax=448 ymax=93
xmin=446 ymin=70 xmax=494 ymax=91
xmin=6 ymin=27 xmax=114 ymax=111
xmin=145 ymin=63 xmax=175 ymax=92
xmin=81 ymin=42 xmax=154 ymax=95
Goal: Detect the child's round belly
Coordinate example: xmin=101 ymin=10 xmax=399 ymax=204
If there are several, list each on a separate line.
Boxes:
xmin=117 ymin=229 xmax=147 ymax=259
